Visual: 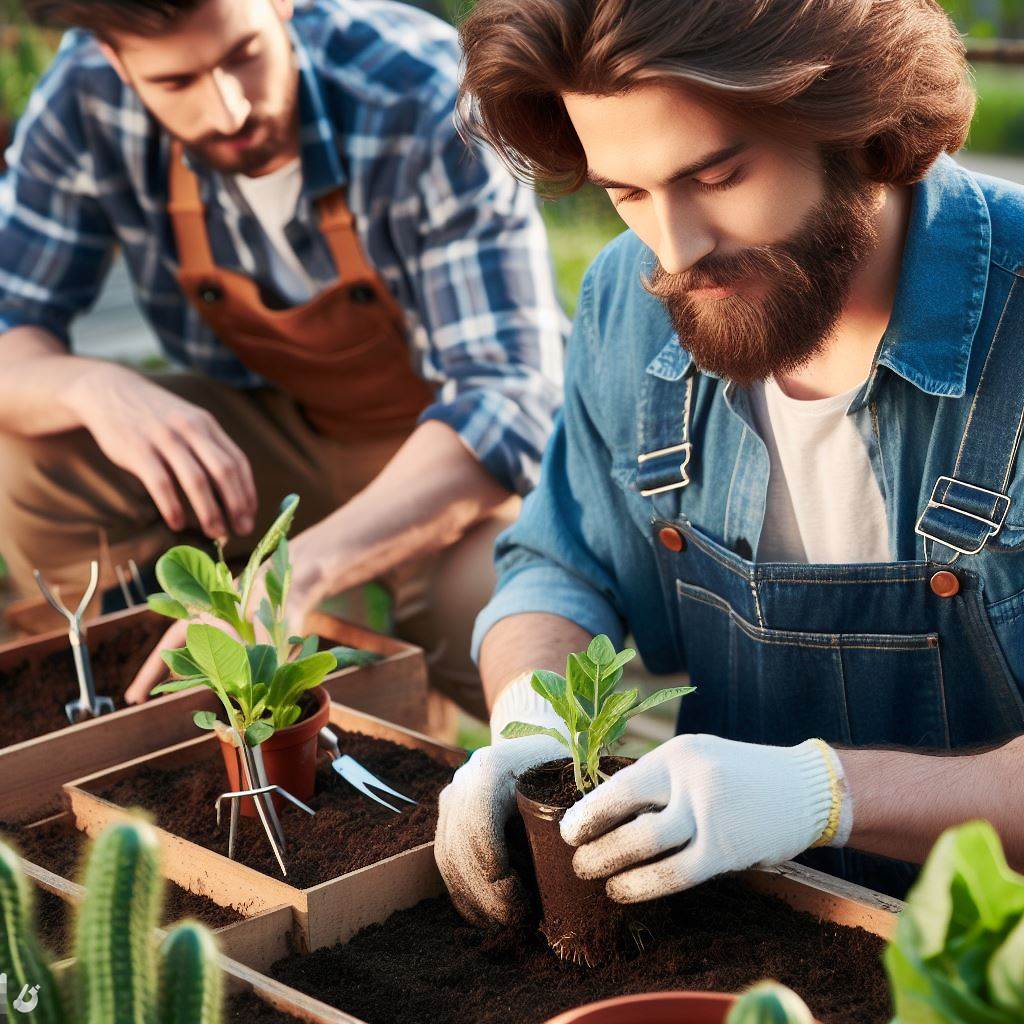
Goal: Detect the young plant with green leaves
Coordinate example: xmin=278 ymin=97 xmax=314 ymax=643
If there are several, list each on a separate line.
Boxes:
xmin=885 ymin=819 xmax=1024 ymax=1023
xmin=147 ymin=494 xmax=376 ymax=747
xmin=501 ymin=634 xmax=694 ymax=794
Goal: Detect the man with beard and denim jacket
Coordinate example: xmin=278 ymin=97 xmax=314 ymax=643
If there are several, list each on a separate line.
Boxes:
xmin=434 ymin=0 xmax=1024 ymax=925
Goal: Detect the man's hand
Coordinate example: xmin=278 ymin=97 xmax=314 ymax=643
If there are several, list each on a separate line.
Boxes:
xmin=60 ymin=363 xmax=256 ymax=540
xmin=560 ymin=734 xmax=848 ymax=904
xmin=435 ymin=672 xmax=566 ymax=926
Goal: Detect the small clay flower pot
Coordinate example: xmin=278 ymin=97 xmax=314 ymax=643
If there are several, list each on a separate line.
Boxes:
xmin=543 ymin=992 xmax=739 ymax=1023
xmin=515 ymin=756 xmax=636 ymax=966
xmin=218 ymin=685 xmax=330 ymax=817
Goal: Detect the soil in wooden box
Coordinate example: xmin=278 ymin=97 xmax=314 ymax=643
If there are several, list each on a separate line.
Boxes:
xmin=264 ymin=880 xmax=891 ymax=1024
xmin=2 ymin=616 xmax=167 ymax=747
xmin=92 ymin=729 xmax=455 ymax=888
xmin=35 ymin=887 xmax=73 ymax=958
xmin=225 ymin=992 xmax=304 ymax=1023
xmin=0 ymin=818 xmax=244 ymax=927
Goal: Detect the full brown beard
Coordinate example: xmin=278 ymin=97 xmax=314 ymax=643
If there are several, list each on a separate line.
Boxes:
xmin=645 ymin=158 xmax=882 ymax=388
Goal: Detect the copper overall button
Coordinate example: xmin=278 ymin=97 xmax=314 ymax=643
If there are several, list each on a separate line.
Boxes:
xmin=930 ymin=571 xmax=960 ymax=598
xmin=349 ymin=284 xmax=376 ymax=304
xmin=198 ymin=281 xmax=223 ymax=304
xmin=658 ymin=526 xmax=686 ymax=552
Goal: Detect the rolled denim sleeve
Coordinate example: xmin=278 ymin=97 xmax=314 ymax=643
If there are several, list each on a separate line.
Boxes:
xmin=471 ymin=267 xmax=631 ymax=659
xmin=398 ymin=99 xmax=566 ymax=497
xmin=0 ymin=53 xmax=116 ymax=344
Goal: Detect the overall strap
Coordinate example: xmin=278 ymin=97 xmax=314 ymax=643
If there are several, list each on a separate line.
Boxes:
xmin=167 ymin=141 xmax=217 ymax=274
xmin=316 ymin=188 xmax=375 ymax=287
xmin=916 ymin=274 xmax=1024 ymax=563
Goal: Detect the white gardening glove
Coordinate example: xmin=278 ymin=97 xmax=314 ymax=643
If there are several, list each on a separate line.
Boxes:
xmin=560 ymin=733 xmax=851 ymax=904
xmin=435 ymin=672 xmax=567 ymax=926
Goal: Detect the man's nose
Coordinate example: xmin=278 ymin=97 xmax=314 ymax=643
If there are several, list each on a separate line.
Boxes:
xmin=653 ymin=194 xmax=715 ymax=277
xmin=206 ymin=67 xmax=252 ymax=136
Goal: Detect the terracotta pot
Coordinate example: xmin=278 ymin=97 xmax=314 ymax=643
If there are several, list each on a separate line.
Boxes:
xmin=515 ymin=757 xmax=636 ymax=966
xmin=544 ymin=992 xmax=739 ymax=1024
xmin=217 ymin=685 xmax=330 ymax=817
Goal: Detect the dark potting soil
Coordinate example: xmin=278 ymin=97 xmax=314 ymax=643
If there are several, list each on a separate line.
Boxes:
xmin=92 ymin=728 xmax=455 ymax=889
xmin=225 ymin=992 xmax=302 ymax=1023
xmin=0 ymin=818 xmax=244 ymax=929
xmin=266 ymin=879 xmax=890 ymax=1024
xmin=0 ymin=616 xmax=168 ymax=747
xmin=34 ymin=887 xmax=73 ymax=958
xmin=516 ymin=757 xmax=637 ymax=967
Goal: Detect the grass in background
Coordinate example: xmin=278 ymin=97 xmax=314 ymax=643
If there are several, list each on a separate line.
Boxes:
xmin=968 ymin=65 xmax=1024 ymax=155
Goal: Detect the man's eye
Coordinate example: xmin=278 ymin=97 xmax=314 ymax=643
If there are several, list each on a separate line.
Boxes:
xmin=162 ymin=78 xmax=192 ymax=92
xmin=612 ymin=188 xmax=647 ymax=206
xmin=693 ymin=167 xmax=747 ymax=193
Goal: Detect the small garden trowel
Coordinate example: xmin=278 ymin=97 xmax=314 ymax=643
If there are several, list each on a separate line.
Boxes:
xmin=317 ymin=727 xmax=417 ymax=813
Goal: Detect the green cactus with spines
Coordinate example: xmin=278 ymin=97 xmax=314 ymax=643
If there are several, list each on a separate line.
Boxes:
xmin=157 ymin=923 xmax=222 ymax=1024
xmin=727 ymin=981 xmax=814 ymax=1024
xmin=0 ymin=840 xmax=64 ymax=1022
xmin=0 ymin=818 xmax=223 ymax=1024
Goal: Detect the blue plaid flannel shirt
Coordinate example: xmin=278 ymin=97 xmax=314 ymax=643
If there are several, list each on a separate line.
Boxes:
xmin=0 ymin=0 xmax=565 ymax=494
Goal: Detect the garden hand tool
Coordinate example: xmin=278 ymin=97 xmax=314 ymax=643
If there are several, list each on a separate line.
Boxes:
xmin=435 ymin=671 xmax=566 ymax=927
xmin=560 ymin=733 xmax=848 ymax=904
xmin=318 ymin=727 xmax=417 ymax=813
xmin=33 ymin=561 xmax=115 ymax=723
xmin=114 ymin=558 xmax=147 ymax=607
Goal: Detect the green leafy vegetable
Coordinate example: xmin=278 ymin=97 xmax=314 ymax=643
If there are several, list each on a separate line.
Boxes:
xmin=501 ymin=634 xmax=694 ymax=793
xmin=148 ymin=494 xmax=350 ymax=747
xmin=727 ymin=981 xmax=814 ymax=1023
xmin=885 ymin=820 xmax=1024 ymax=1022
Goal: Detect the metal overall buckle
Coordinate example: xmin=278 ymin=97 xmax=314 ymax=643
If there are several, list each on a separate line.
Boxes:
xmin=914 ymin=475 xmax=1011 ymax=557
xmin=638 ymin=442 xmax=693 ymax=496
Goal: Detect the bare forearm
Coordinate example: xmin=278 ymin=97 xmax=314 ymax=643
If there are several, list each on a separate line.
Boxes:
xmin=839 ymin=735 xmax=1024 ymax=870
xmin=291 ymin=419 xmax=510 ymax=605
xmin=0 ymin=326 xmax=128 ymax=436
xmin=478 ymin=611 xmax=591 ymax=711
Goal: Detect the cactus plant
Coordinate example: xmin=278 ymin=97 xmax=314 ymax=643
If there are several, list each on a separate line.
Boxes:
xmin=727 ymin=981 xmax=815 ymax=1024
xmin=0 ymin=818 xmax=223 ymax=1024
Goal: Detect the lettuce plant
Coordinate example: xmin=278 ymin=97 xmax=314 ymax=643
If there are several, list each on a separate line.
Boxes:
xmin=501 ymin=634 xmax=694 ymax=794
xmin=885 ymin=820 xmax=1024 ymax=1023
xmin=727 ymin=982 xmax=813 ymax=1023
xmin=147 ymin=494 xmax=371 ymax=747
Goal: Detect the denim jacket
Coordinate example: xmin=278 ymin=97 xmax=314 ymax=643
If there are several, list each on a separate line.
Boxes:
xmin=474 ymin=155 xmax=1024 ymax=709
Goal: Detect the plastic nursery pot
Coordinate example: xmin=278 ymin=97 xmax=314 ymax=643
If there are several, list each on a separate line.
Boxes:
xmin=543 ymin=992 xmax=740 ymax=1024
xmin=218 ymin=685 xmax=331 ymax=817
xmin=515 ymin=756 xmax=637 ymax=967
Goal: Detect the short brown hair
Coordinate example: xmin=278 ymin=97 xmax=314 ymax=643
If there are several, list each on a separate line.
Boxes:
xmin=458 ymin=0 xmax=975 ymax=192
xmin=24 ymin=0 xmax=204 ymax=35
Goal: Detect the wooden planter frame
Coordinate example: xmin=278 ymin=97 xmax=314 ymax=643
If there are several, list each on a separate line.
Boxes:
xmin=64 ymin=702 xmax=465 ymax=953
xmin=0 ymin=608 xmax=427 ymax=824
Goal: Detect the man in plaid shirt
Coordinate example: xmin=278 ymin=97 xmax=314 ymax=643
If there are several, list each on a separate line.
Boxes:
xmin=0 ymin=0 xmax=564 ymax=731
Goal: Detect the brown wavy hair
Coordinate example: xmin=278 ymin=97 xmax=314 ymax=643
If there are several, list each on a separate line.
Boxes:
xmin=24 ymin=0 xmax=204 ymax=34
xmin=458 ymin=0 xmax=975 ymax=193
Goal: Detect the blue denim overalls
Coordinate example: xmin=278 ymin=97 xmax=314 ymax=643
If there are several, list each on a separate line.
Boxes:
xmin=637 ymin=278 xmax=1024 ymax=897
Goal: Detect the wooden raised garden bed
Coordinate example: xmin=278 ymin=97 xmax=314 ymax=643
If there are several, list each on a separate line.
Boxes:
xmin=63 ymin=702 xmax=464 ymax=952
xmin=0 ymin=608 xmax=427 ymax=824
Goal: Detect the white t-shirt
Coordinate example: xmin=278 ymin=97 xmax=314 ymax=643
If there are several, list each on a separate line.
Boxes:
xmin=228 ymin=158 xmax=319 ymax=307
xmin=749 ymin=377 xmax=890 ymax=564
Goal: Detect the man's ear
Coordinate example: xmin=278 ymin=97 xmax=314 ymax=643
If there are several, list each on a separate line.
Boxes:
xmin=98 ymin=41 xmax=130 ymax=85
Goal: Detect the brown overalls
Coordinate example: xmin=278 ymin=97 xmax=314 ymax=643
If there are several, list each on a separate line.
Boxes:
xmin=0 ymin=143 xmax=515 ymax=727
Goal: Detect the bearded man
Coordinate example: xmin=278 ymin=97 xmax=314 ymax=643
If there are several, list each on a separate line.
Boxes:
xmin=435 ymin=0 xmax=1024 ymax=923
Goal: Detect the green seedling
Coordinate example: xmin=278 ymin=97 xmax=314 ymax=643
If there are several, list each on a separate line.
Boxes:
xmin=501 ymin=634 xmax=694 ymax=794
xmin=147 ymin=494 xmax=372 ymax=747
xmin=727 ymin=981 xmax=814 ymax=1023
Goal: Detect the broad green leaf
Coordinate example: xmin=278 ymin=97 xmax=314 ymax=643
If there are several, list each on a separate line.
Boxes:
xmin=276 ymin=703 xmax=303 ymax=728
xmin=186 ymin=624 xmax=251 ymax=704
xmin=529 ymin=669 xmax=574 ymax=727
xmin=244 ymin=721 xmax=275 ymax=747
xmin=265 ymin=568 xmax=283 ymax=609
xmin=596 ymin=665 xmax=624 ymax=705
xmin=151 ymin=676 xmax=208 ymax=695
xmin=193 ymin=710 xmax=219 ymax=730
xmin=147 ymin=592 xmax=190 ymax=620
xmin=604 ymin=716 xmax=629 ymax=748
xmin=239 ymin=494 xmax=299 ymax=606
xmin=989 ymin=915 xmax=1024 ymax=1012
xmin=268 ymin=651 xmax=336 ymax=709
xmin=328 ymin=645 xmax=381 ymax=669
xmin=588 ymin=689 xmax=638 ymax=754
xmin=606 ymin=648 xmax=637 ymax=676
xmin=499 ymin=721 xmax=570 ymax=748
xmin=296 ymin=634 xmax=318 ymax=659
xmin=210 ymin=589 xmax=243 ymax=629
xmin=626 ymin=686 xmax=696 ymax=719
xmin=156 ymin=546 xmax=219 ymax=612
xmin=256 ymin=598 xmax=276 ymax=641
xmin=586 ymin=634 xmax=617 ymax=667
xmin=161 ymin=647 xmax=201 ymax=678
xmin=247 ymin=645 xmax=278 ymax=687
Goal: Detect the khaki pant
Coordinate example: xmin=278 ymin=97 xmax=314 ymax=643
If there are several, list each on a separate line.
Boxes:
xmin=0 ymin=372 xmax=515 ymax=733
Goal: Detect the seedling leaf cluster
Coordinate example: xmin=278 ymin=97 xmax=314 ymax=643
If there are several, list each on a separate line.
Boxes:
xmin=502 ymin=634 xmax=694 ymax=793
